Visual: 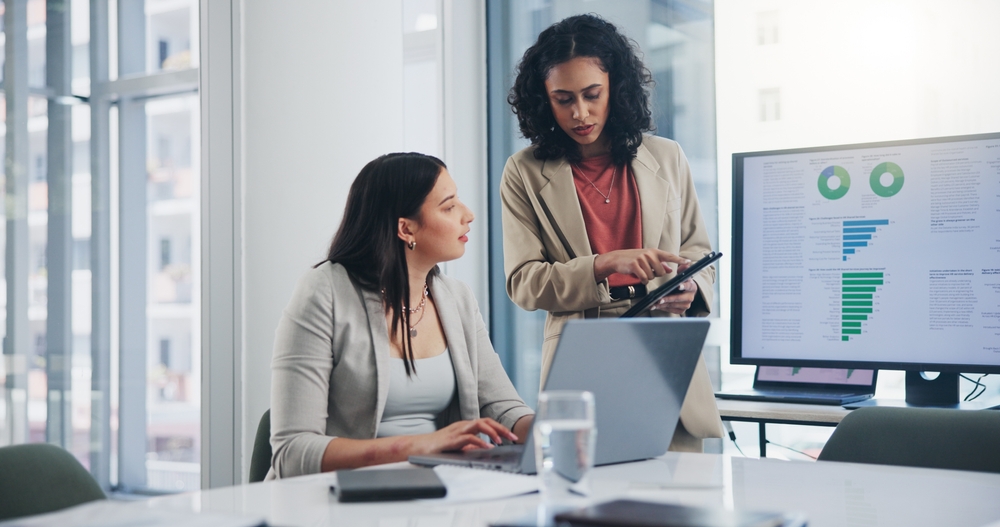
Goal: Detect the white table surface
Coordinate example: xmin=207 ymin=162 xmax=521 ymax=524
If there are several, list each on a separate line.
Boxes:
xmin=140 ymin=453 xmax=1000 ymax=527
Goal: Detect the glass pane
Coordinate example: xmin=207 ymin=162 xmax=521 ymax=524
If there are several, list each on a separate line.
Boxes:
xmin=144 ymin=94 xmax=199 ymax=491
xmin=0 ymin=88 xmax=7 ymax=445
xmin=69 ymin=101 xmax=92 ymax=468
xmin=67 ymin=0 xmax=93 ymax=465
xmin=0 ymin=0 xmax=96 ymax=469
xmin=27 ymin=0 xmax=45 ymax=89
xmin=27 ymin=95 xmax=48 ymax=444
xmin=145 ymin=0 xmax=197 ymax=73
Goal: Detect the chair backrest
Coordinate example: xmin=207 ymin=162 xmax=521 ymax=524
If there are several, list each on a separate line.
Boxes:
xmin=0 ymin=443 xmax=106 ymax=521
xmin=249 ymin=409 xmax=272 ymax=483
xmin=818 ymin=406 xmax=1000 ymax=473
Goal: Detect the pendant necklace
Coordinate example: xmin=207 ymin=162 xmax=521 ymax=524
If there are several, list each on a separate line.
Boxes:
xmin=407 ymin=283 xmax=430 ymax=338
xmin=574 ymin=163 xmax=618 ymax=204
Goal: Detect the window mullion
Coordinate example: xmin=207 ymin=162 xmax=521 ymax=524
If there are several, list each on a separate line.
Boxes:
xmin=90 ymin=0 xmax=115 ymax=492
xmin=45 ymin=0 xmax=76 ymax=451
xmin=115 ymin=0 xmax=148 ymax=492
xmin=116 ymin=98 xmax=147 ymax=491
xmin=3 ymin=0 xmax=31 ymax=448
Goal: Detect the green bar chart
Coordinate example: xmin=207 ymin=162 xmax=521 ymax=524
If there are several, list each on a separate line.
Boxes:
xmin=841 ymin=271 xmax=882 ymax=341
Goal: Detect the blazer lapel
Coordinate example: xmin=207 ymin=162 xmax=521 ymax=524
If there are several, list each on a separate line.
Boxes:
xmin=361 ymin=287 xmax=392 ymax=429
xmin=632 ymin=142 xmax=667 ymax=250
xmin=430 ymin=278 xmax=479 ymax=420
xmin=537 ymin=157 xmax=593 ymax=260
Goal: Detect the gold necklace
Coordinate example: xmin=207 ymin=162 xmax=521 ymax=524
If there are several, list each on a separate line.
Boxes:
xmin=573 ymin=163 xmax=618 ymax=204
xmin=407 ymin=282 xmax=428 ymax=313
xmin=407 ymin=284 xmax=430 ymax=338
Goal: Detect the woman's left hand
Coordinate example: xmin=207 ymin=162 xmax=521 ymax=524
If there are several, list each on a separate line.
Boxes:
xmin=651 ymin=279 xmax=698 ymax=314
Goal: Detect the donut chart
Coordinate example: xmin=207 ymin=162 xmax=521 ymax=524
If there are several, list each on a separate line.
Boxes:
xmin=870 ymin=161 xmax=904 ymax=197
xmin=818 ymin=165 xmax=850 ymax=200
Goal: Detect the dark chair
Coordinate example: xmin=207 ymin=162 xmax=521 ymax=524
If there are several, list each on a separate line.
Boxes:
xmin=818 ymin=406 xmax=1000 ymax=473
xmin=0 ymin=443 xmax=106 ymax=521
xmin=249 ymin=409 xmax=272 ymax=483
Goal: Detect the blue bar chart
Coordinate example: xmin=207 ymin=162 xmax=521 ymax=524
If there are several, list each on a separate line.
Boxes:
xmin=842 ymin=219 xmax=888 ymax=261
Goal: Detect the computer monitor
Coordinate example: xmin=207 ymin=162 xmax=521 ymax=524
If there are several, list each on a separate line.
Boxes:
xmin=731 ymin=132 xmax=1000 ymax=407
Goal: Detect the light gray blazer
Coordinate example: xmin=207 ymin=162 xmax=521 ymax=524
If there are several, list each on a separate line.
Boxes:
xmin=268 ymin=262 xmax=533 ymax=479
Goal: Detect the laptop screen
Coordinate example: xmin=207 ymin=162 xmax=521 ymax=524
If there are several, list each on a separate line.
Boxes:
xmin=756 ymin=366 xmax=875 ymax=386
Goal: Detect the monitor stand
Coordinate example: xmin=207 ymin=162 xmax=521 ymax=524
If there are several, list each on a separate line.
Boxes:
xmin=844 ymin=372 xmax=1000 ymax=410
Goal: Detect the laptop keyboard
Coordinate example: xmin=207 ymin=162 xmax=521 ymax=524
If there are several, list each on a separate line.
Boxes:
xmin=463 ymin=445 xmax=523 ymax=462
xmin=767 ymin=390 xmax=854 ymax=398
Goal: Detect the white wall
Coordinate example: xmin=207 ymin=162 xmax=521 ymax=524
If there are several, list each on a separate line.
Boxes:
xmin=439 ymin=0 xmax=489 ymax=313
xmin=240 ymin=1 xmax=405 ymax=466
xmin=234 ymin=1 xmax=488 ymax=476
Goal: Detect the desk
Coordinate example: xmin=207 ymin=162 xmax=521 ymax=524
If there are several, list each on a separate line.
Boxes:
xmin=716 ymin=398 xmax=850 ymax=457
xmin=140 ymin=453 xmax=1000 ymax=527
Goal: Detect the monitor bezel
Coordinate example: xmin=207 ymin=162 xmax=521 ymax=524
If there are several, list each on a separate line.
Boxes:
xmin=731 ymin=131 xmax=1000 ymax=375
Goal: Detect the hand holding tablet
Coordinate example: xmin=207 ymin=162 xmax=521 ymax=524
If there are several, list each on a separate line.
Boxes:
xmin=619 ymin=251 xmax=722 ymax=318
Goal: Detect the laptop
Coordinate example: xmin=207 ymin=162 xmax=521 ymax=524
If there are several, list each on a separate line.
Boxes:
xmin=409 ymin=318 xmax=710 ymax=474
xmin=715 ymin=366 xmax=877 ymax=406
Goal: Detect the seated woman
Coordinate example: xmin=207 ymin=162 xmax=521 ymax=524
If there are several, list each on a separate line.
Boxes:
xmin=268 ymin=153 xmax=534 ymax=479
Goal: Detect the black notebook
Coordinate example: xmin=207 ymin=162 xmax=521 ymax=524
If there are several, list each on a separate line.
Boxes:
xmin=332 ymin=468 xmax=446 ymax=502
xmin=553 ymin=499 xmax=800 ymax=527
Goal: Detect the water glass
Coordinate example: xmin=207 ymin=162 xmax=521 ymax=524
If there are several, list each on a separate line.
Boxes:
xmin=533 ymin=390 xmax=597 ymax=504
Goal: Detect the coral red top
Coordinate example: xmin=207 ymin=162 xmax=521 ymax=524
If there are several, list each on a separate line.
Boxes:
xmin=570 ymin=154 xmax=643 ymax=288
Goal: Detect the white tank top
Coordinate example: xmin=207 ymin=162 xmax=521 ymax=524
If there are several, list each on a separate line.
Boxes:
xmin=376 ymin=349 xmax=456 ymax=438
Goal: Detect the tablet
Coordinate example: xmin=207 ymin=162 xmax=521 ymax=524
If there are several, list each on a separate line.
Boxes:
xmin=619 ymin=251 xmax=722 ymax=318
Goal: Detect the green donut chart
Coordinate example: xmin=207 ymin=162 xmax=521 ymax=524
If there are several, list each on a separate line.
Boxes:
xmin=870 ymin=161 xmax=904 ymax=197
xmin=818 ymin=165 xmax=850 ymax=200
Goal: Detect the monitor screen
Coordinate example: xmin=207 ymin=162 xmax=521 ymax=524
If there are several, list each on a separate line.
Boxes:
xmin=732 ymin=133 xmax=1000 ymax=374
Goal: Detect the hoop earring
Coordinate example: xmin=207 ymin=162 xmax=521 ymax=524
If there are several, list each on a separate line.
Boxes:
xmin=407 ymin=240 xmax=416 ymax=250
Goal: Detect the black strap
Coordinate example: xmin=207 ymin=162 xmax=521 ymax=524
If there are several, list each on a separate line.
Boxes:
xmin=609 ymin=283 xmax=647 ymax=301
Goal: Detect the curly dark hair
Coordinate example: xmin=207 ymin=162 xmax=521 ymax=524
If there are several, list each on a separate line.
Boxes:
xmin=508 ymin=14 xmax=654 ymax=166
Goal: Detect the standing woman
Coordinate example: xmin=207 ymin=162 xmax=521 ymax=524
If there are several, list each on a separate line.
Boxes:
xmin=268 ymin=153 xmax=533 ymax=479
xmin=501 ymin=14 xmax=722 ymax=451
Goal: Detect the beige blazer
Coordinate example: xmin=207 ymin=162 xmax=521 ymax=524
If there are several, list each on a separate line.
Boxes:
xmin=267 ymin=262 xmax=533 ymax=479
xmin=500 ymin=135 xmax=723 ymax=451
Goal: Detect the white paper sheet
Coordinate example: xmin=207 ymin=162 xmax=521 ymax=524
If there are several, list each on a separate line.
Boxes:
xmin=427 ymin=465 xmax=539 ymax=504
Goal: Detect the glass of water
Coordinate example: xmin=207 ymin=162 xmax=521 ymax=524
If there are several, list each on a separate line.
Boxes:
xmin=534 ymin=390 xmax=597 ymax=505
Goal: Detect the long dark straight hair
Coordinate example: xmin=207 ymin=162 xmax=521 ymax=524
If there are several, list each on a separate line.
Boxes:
xmin=321 ymin=152 xmax=446 ymax=375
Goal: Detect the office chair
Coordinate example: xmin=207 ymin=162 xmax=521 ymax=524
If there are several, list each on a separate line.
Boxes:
xmin=0 ymin=443 xmax=106 ymax=521
xmin=249 ymin=409 xmax=272 ymax=483
xmin=818 ymin=406 xmax=1000 ymax=473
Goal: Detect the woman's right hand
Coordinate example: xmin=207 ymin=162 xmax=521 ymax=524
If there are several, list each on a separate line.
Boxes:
xmin=411 ymin=418 xmax=518 ymax=455
xmin=594 ymin=249 xmax=691 ymax=283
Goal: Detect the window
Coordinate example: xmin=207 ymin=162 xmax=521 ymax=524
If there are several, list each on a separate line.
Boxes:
xmin=758 ymin=88 xmax=780 ymax=121
xmin=487 ymin=0 xmax=721 ymax=410
xmin=756 ymin=11 xmax=778 ymax=45
xmin=0 ymin=0 xmax=200 ymax=494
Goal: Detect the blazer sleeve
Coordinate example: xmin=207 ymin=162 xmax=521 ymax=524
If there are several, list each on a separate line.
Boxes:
xmin=500 ymin=157 xmax=608 ymax=313
xmin=671 ymin=144 xmax=715 ymax=317
xmin=270 ymin=268 xmax=339 ymax=478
